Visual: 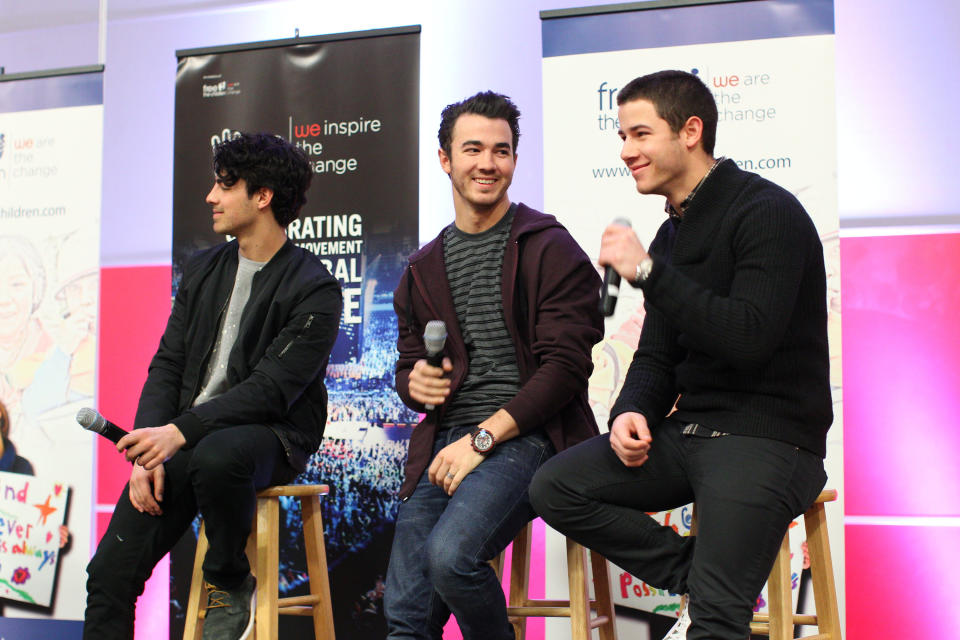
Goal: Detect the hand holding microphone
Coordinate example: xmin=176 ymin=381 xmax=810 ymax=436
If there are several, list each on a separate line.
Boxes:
xmin=413 ymin=320 xmax=451 ymax=411
xmin=77 ymin=408 xmax=186 ymax=470
xmin=76 ymin=407 xmax=129 ymax=444
xmin=598 ymin=217 xmax=650 ymax=316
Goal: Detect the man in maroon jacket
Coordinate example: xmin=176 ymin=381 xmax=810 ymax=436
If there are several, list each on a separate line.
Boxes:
xmin=384 ymin=91 xmax=603 ymax=640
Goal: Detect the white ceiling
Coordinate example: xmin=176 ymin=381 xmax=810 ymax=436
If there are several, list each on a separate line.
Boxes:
xmin=0 ymin=0 xmax=267 ymax=34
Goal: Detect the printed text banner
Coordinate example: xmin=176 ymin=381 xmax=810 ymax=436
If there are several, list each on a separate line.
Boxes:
xmin=541 ymin=0 xmax=843 ymax=626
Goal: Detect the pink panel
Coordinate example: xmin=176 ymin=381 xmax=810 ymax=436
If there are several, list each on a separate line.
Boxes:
xmin=841 ymin=234 xmax=960 ymax=516
xmin=440 ymin=520 xmax=547 ymax=640
xmin=846 ymin=525 xmax=960 ymax=637
xmin=97 ymin=265 xmax=172 ymax=503
xmin=97 ymin=266 xmax=172 ymax=639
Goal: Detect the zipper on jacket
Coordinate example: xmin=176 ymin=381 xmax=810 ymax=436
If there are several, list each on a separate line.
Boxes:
xmin=279 ymin=313 xmax=314 ymax=358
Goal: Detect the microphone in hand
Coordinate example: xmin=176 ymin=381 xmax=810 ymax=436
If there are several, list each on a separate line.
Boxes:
xmin=76 ymin=407 xmax=129 ymax=445
xmin=423 ymin=320 xmax=447 ymax=410
xmin=600 ymin=217 xmax=632 ymax=316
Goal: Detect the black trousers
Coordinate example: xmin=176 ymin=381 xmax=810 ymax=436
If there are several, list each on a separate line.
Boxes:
xmin=83 ymin=424 xmax=296 ymax=640
xmin=529 ymin=418 xmax=826 ymax=640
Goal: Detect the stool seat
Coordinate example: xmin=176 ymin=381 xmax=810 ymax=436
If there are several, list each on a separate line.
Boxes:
xmin=183 ymin=483 xmax=335 ymax=639
xmin=493 ymin=521 xmax=617 ymax=640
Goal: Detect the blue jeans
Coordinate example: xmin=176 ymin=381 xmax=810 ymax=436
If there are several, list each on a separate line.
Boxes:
xmin=384 ymin=426 xmax=555 ymax=640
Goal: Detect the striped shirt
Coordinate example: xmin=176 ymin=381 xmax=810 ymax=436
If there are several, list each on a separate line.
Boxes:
xmin=440 ymin=207 xmax=520 ymax=428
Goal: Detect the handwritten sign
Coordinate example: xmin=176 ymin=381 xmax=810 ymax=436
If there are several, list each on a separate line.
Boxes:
xmin=0 ymin=470 xmax=69 ymax=607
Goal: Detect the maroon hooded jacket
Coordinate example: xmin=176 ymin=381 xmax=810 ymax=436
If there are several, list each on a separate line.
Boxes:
xmin=393 ymin=204 xmax=604 ymax=499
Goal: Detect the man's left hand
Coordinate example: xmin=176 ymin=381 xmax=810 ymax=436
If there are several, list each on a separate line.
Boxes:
xmin=118 ymin=424 xmax=187 ymax=470
xmin=428 ymin=435 xmax=485 ymax=496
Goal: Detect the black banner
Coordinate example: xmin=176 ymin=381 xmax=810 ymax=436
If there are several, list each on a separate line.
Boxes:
xmin=171 ymin=27 xmax=420 ymax=639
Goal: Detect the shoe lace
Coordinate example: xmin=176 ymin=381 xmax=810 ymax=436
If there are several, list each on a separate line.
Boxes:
xmin=205 ymin=582 xmax=231 ymax=610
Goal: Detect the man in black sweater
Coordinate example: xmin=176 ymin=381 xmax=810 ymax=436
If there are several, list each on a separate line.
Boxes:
xmin=530 ymin=70 xmax=832 ymax=640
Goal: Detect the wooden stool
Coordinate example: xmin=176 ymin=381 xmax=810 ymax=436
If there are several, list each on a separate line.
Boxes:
xmin=750 ymin=489 xmax=842 ymax=640
xmin=493 ymin=521 xmax=617 ymax=640
xmin=183 ymin=484 xmax=335 ymax=640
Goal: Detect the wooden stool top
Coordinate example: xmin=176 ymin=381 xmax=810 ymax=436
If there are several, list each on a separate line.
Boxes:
xmin=256 ymin=484 xmax=330 ymax=498
xmin=815 ymin=489 xmax=837 ymax=504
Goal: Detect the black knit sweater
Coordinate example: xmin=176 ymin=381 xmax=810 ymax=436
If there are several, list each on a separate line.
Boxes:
xmin=610 ymin=159 xmax=833 ymax=457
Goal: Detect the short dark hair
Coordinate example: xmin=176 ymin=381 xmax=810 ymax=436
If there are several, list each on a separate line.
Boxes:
xmin=617 ymin=70 xmax=718 ymax=155
xmin=438 ymin=91 xmax=521 ymax=155
xmin=212 ymin=132 xmax=312 ymax=227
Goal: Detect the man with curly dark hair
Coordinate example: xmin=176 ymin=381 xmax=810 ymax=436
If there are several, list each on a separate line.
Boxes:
xmin=83 ymin=133 xmax=342 ymax=640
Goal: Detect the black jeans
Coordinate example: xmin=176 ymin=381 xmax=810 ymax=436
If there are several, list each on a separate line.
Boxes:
xmin=529 ymin=418 xmax=826 ymax=640
xmin=83 ymin=424 xmax=296 ymax=640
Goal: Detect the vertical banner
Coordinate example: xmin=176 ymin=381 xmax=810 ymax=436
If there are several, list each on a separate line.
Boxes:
xmin=0 ymin=67 xmax=102 ymax=638
xmin=541 ymin=0 xmax=843 ymax=632
xmin=171 ymin=27 xmax=419 ymax=639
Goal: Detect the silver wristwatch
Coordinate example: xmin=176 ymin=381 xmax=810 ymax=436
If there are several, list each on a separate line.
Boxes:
xmin=634 ymin=257 xmax=654 ymax=285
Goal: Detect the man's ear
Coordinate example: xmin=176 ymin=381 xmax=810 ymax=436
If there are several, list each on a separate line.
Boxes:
xmin=679 ymin=115 xmax=704 ymax=152
xmin=438 ymin=147 xmax=452 ymax=176
xmin=255 ymin=187 xmax=275 ymax=210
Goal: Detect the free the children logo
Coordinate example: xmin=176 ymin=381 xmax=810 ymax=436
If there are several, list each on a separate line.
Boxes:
xmin=201 ymin=74 xmax=241 ymax=98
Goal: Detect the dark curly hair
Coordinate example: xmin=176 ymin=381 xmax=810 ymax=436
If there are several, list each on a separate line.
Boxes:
xmin=212 ymin=132 xmax=312 ymax=227
xmin=617 ymin=70 xmax=718 ymax=156
xmin=437 ymin=91 xmax=521 ymax=155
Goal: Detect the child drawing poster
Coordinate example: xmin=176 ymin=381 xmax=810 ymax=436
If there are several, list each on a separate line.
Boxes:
xmin=0 ymin=470 xmax=69 ymax=607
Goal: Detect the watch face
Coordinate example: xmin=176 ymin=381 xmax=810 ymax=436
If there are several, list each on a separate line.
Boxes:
xmin=472 ymin=429 xmax=495 ymax=453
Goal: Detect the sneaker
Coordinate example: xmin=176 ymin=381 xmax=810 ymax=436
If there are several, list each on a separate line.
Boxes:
xmin=202 ymin=574 xmax=256 ymax=640
xmin=662 ymin=595 xmax=691 ymax=640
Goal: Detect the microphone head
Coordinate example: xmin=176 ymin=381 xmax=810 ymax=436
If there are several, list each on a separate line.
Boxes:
xmin=611 ymin=217 xmax=632 ymax=228
xmin=76 ymin=407 xmax=102 ymax=431
xmin=423 ymin=320 xmax=447 ymax=355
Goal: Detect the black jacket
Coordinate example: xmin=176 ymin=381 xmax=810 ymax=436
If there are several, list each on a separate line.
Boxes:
xmin=135 ymin=239 xmax=342 ymax=471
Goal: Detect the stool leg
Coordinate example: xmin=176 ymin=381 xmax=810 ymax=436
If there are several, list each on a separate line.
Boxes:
xmin=766 ymin=532 xmax=794 ymax=640
xmin=508 ymin=524 xmax=532 ymax=640
xmin=590 ymin=552 xmax=618 ymax=640
xmin=255 ymin=496 xmax=280 ymax=640
xmin=302 ymin=494 xmax=336 ymax=639
xmin=183 ymin=522 xmax=209 ymax=640
xmin=805 ymin=503 xmax=842 ymax=639
xmin=566 ymin=539 xmax=590 ymax=640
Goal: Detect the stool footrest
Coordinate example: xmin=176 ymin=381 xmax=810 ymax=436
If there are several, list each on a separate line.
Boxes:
xmin=590 ymin=615 xmax=612 ymax=629
xmin=508 ymin=606 xmax=572 ymax=617
xmin=279 ymin=606 xmax=321 ymax=616
xmin=278 ymin=594 xmax=322 ymax=608
xmin=753 ymin=613 xmax=819 ymax=626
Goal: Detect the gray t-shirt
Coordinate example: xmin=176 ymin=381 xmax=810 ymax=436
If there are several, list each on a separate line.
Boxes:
xmin=193 ymin=252 xmax=266 ymax=407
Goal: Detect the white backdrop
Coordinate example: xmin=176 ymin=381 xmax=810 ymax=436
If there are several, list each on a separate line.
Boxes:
xmin=540 ymin=2 xmax=843 ymax=636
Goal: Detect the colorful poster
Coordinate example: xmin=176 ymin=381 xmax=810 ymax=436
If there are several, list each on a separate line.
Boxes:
xmin=171 ymin=28 xmax=419 ymax=639
xmin=540 ymin=0 xmax=843 ymax=631
xmin=0 ymin=69 xmax=101 ymax=632
xmin=0 ymin=471 xmax=69 ymax=607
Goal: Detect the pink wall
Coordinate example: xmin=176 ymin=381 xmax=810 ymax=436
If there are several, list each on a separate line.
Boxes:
xmin=841 ymin=233 xmax=960 ymax=638
xmin=97 ymin=265 xmax=173 ymax=638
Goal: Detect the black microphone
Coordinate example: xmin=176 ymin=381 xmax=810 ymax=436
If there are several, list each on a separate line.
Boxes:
xmin=423 ymin=320 xmax=447 ymax=411
xmin=600 ymin=217 xmax=632 ymax=316
xmin=76 ymin=407 xmax=129 ymax=445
